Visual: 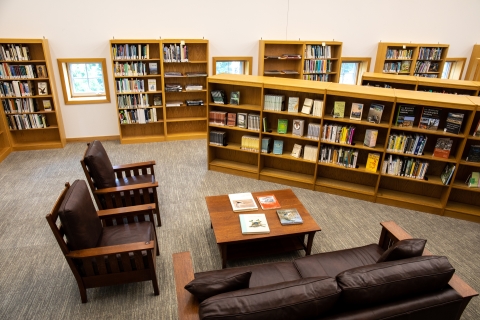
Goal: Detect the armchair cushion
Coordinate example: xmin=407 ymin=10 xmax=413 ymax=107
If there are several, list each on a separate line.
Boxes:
xmin=377 ymin=238 xmax=426 ymax=263
xmin=98 ymin=221 xmax=153 ymax=247
xmin=58 ymin=180 xmax=103 ymax=250
xmin=185 ymin=270 xmax=252 ymax=302
xmin=83 ymin=140 xmax=116 ymax=189
xmin=115 ymin=174 xmax=155 ymax=186
xmin=336 ymin=255 xmax=455 ymax=307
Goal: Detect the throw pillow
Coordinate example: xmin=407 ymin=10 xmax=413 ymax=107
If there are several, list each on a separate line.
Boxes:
xmin=185 ymin=270 xmax=251 ymax=302
xmin=377 ymin=238 xmax=426 ymax=263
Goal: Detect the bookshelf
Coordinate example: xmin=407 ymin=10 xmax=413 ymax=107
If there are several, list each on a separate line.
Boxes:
xmin=207 ymin=74 xmax=480 ymax=223
xmin=0 ymin=39 xmax=66 ymax=151
xmin=374 ymin=42 xmax=449 ymax=78
xmin=258 ymin=40 xmax=343 ymax=83
xmin=162 ymin=39 xmax=208 ymax=141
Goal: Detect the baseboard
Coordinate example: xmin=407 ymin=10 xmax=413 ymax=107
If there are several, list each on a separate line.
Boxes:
xmin=66 ymin=135 xmax=120 ymax=143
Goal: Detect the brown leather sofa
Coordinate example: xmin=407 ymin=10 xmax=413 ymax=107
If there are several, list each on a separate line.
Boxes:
xmin=173 ymin=221 xmax=477 ymax=320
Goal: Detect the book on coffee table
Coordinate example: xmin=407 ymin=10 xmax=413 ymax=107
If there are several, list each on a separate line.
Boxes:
xmin=239 ymin=213 xmax=270 ymax=234
xmin=228 ymin=192 xmax=258 ymax=212
xmin=256 ymin=194 xmax=281 ymax=210
xmin=276 ymin=208 xmax=303 ymax=225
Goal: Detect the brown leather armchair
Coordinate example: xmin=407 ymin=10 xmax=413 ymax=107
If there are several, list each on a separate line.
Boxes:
xmin=80 ymin=140 xmax=161 ymax=226
xmin=46 ymin=180 xmax=160 ymax=303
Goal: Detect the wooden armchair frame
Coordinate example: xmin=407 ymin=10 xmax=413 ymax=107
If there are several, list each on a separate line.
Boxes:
xmin=46 ymin=182 xmax=160 ymax=303
xmin=172 ymin=221 xmax=478 ymax=320
xmin=81 ymin=144 xmax=162 ymax=226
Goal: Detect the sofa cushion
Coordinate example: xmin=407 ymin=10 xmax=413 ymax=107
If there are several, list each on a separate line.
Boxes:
xmin=294 ymin=244 xmax=383 ymax=278
xmin=195 ymin=261 xmax=301 ymax=288
xmin=336 ymin=255 xmax=455 ymax=307
xmin=377 ymin=238 xmax=426 ymax=263
xmin=58 ymin=180 xmax=103 ymax=250
xmin=83 ymin=140 xmax=116 ymax=189
xmin=199 ymin=276 xmax=341 ymax=320
xmin=185 ymin=270 xmax=251 ymax=302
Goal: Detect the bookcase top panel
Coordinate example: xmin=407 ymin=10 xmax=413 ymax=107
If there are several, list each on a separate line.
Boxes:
xmin=328 ymin=82 xmax=396 ymax=101
xmin=416 ymin=77 xmax=480 ymax=89
xmin=467 ymin=95 xmax=480 ymax=106
xmin=394 ymin=88 xmax=475 ymax=109
xmin=0 ymin=38 xmax=47 ymax=44
xmin=162 ymin=39 xmax=208 ymax=44
xmin=263 ymin=77 xmax=330 ymax=92
xmin=208 ymin=74 xmax=264 ymax=86
xmin=362 ymin=72 xmax=417 ymax=84
xmin=110 ymin=39 xmax=159 ymax=44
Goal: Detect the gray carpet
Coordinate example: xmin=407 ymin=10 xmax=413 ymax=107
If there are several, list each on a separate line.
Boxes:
xmin=0 ymin=139 xmax=478 ymax=319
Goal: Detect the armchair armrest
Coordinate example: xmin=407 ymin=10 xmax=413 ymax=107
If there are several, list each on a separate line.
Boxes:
xmin=113 ymin=161 xmax=156 ymax=171
xmin=97 ymin=204 xmax=156 ymax=219
xmin=93 ymin=181 xmax=158 ymax=194
xmin=66 ymin=241 xmax=155 ymax=258
xmin=173 ymin=251 xmax=200 ymax=320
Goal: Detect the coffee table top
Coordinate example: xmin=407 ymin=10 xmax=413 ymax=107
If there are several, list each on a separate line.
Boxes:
xmin=205 ymin=189 xmax=321 ymax=244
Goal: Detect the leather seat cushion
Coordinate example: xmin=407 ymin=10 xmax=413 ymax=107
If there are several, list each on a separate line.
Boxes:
xmin=377 ymin=238 xmax=426 ymax=263
xmin=195 ymin=261 xmax=301 ymax=288
xmin=84 ymin=140 xmax=116 ymax=189
xmin=294 ymin=244 xmax=383 ymax=278
xmin=58 ymin=180 xmax=103 ymax=250
xmin=199 ymin=276 xmax=341 ymax=320
xmin=98 ymin=221 xmax=153 ymax=247
xmin=115 ymin=174 xmax=155 ymax=186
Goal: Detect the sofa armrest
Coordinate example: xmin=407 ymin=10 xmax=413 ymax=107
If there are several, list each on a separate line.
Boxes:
xmin=173 ymin=251 xmax=200 ymax=320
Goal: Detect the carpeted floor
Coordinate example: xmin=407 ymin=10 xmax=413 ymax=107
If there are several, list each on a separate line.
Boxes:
xmin=0 ymin=139 xmax=478 ymax=319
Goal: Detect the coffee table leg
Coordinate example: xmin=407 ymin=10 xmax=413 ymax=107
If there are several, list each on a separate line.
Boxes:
xmin=305 ymin=232 xmax=316 ymax=255
xmin=219 ymin=244 xmax=227 ymax=269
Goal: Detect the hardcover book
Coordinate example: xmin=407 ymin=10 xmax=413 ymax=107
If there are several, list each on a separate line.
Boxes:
xmin=42 ymin=100 xmax=52 ymax=111
xmin=148 ymin=79 xmax=156 ymax=92
xmin=230 ymin=91 xmax=240 ymax=105
xmin=149 ymin=63 xmax=158 ymax=75
xmin=292 ymin=119 xmax=305 ymax=137
xmin=440 ymin=163 xmax=455 ymax=185
xmin=396 ymin=105 xmax=416 ymax=128
xmin=211 ymin=90 xmax=227 ymax=104
xmin=227 ymin=113 xmax=236 ymax=126
xmin=257 ymin=195 xmax=281 ymax=210
xmin=312 ymin=99 xmax=323 ymax=117
xmin=365 ymin=153 xmax=381 ymax=172
xmin=350 ymin=102 xmax=363 ymax=120
xmin=364 ymin=129 xmax=378 ymax=148
xmin=473 ymin=120 xmax=480 ymax=136
xmin=228 ymin=192 xmax=258 ymax=212
xmin=418 ymin=107 xmax=441 ymax=130
xmin=237 ymin=113 xmax=247 ymax=128
xmin=301 ymin=98 xmax=314 ymax=114
xmin=262 ymin=117 xmax=270 ymax=132
xmin=287 ymin=97 xmax=299 ymax=113
xmin=36 ymin=65 xmax=47 ymax=78
xmin=277 ymin=119 xmax=288 ymax=134
xmin=367 ymin=104 xmax=384 ymax=124
xmin=433 ymin=138 xmax=453 ymax=159
xmin=291 ymin=144 xmax=303 ymax=158
xmin=467 ymin=172 xmax=479 ymax=188
xmin=333 ymin=101 xmax=345 ymax=118
xmin=444 ymin=112 xmax=464 ymax=134
xmin=37 ymin=82 xmax=48 ymax=95
xmin=466 ymin=145 xmax=480 ymax=162
xmin=273 ymin=140 xmax=284 ymax=155
xmin=276 ymin=208 xmax=303 ymax=225
xmin=153 ymin=94 xmax=162 ymax=106
xmin=261 ymin=137 xmax=272 ymax=153
xmin=239 ymin=213 xmax=270 ymax=234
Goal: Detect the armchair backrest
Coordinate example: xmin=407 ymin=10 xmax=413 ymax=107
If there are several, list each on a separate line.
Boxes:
xmin=81 ymin=140 xmax=116 ymax=189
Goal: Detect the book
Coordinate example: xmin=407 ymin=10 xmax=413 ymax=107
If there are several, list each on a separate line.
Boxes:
xmin=276 ymin=208 xmax=303 ymax=225
xmin=444 ymin=112 xmax=464 ymax=134
xmin=364 ymin=129 xmax=378 ymax=147
xmin=42 ymin=100 xmax=52 ymax=111
xmin=292 ymin=119 xmax=305 ymax=137
xmin=230 ymin=91 xmax=240 ymax=105
xmin=433 ymin=138 xmax=453 ymax=159
xmin=365 ymin=153 xmax=381 ymax=172
xmin=312 ymin=100 xmax=323 ymax=117
xmin=473 ymin=120 xmax=480 ymax=136
xmin=418 ymin=107 xmax=441 ymax=130
xmin=396 ymin=105 xmax=416 ymax=128
xmin=467 ymin=172 xmax=479 ymax=188
xmin=257 ymin=195 xmax=281 ymax=210
xmin=350 ymin=102 xmax=363 ymax=120
xmin=148 ymin=63 xmax=158 ymax=75
xmin=227 ymin=113 xmax=236 ymax=126
xmin=153 ymin=94 xmax=162 ymax=106
xmin=466 ymin=145 xmax=480 ymax=162
xmin=211 ymin=90 xmax=227 ymax=104
xmin=333 ymin=101 xmax=345 ymax=118
xmin=273 ymin=140 xmax=284 ymax=155
xmin=301 ymin=98 xmax=313 ymax=114
xmin=291 ymin=144 xmax=303 ymax=158
xmin=239 ymin=213 xmax=270 ymax=234
xmin=261 ymin=137 xmax=271 ymax=153
xmin=237 ymin=113 xmax=247 ymax=128
xmin=367 ymin=104 xmax=384 ymax=124
xmin=287 ymin=97 xmax=299 ymax=113
xmin=36 ymin=65 xmax=47 ymax=78
xmin=148 ymin=79 xmax=156 ymax=92
xmin=400 ymin=61 xmax=411 ymax=72
xmin=277 ymin=119 xmax=288 ymax=134
xmin=37 ymin=82 xmax=48 ymax=95
xmin=228 ymin=192 xmax=258 ymax=212
xmin=440 ymin=163 xmax=455 ymax=185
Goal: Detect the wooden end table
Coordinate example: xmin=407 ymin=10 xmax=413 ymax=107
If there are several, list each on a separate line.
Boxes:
xmin=205 ymin=189 xmax=321 ymax=268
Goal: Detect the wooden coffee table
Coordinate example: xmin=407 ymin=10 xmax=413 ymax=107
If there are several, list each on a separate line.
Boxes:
xmin=205 ymin=189 xmax=321 ymax=268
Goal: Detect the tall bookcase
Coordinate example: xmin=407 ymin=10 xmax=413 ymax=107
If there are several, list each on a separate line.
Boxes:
xmin=258 ymin=40 xmax=343 ymax=83
xmin=465 ymin=44 xmax=480 ymax=81
xmin=207 ymin=74 xmax=480 ymax=223
xmin=162 ymin=39 xmax=208 ymax=141
xmin=374 ymin=42 xmax=449 ymax=78
xmin=0 ymin=39 xmax=65 ymax=151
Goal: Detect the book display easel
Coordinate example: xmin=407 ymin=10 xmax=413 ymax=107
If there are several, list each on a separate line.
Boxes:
xmin=0 ymin=39 xmax=65 ymax=153
xmin=207 ymin=74 xmax=480 ymax=223
xmin=362 ymin=72 xmax=480 ymax=96
xmin=374 ymin=42 xmax=449 ymax=78
xmin=258 ymin=40 xmax=343 ymax=83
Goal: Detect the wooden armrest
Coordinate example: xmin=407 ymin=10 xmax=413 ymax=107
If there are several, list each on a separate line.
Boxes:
xmin=66 ymin=241 xmax=155 ymax=258
xmin=380 ymin=221 xmax=412 ymax=242
xmin=93 ymin=181 xmax=158 ymax=194
xmin=113 ymin=161 xmax=156 ymax=170
xmin=97 ymin=204 xmax=156 ymax=218
xmin=173 ymin=251 xmax=200 ymax=320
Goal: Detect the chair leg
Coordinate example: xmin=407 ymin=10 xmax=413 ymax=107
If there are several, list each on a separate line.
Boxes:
xmin=155 ymin=206 xmax=161 ymax=227
xmin=78 ymin=283 xmax=88 ymax=303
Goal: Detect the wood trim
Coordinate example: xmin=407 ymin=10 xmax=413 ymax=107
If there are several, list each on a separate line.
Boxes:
xmin=340 ymin=57 xmax=372 ymax=85
xmin=465 ymin=45 xmax=480 ymax=80
xmin=66 ymin=135 xmax=119 ymax=143
xmin=445 ymin=57 xmax=467 ymax=80
xmin=173 ymin=251 xmax=199 ymax=320
xmin=212 ymin=56 xmax=253 ymax=75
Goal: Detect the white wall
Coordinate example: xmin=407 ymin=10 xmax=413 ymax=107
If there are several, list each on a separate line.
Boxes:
xmin=1 ymin=0 xmax=479 ymax=139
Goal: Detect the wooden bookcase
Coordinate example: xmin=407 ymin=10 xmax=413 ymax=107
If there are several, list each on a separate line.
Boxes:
xmin=110 ymin=39 xmax=165 ymax=144
xmin=0 ymin=38 xmax=65 ymax=151
xmin=465 ymin=44 xmax=480 ymax=81
xmin=162 ymin=39 xmax=208 ymax=141
xmin=362 ymin=72 xmax=417 ymax=90
xmin=374 ymin=42 xmax=449 ymax=78
xmin=258 ymin=40 xmax=343 ymax=83
xmin=207 ymin=74 xmax=480 ymax=223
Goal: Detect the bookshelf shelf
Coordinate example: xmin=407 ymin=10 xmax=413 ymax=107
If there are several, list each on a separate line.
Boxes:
xmin=260 ymin=167 xmax=314 ymax=184
xmin=0 ymin=39 xmax=65 ymax=153
xmin=210 ymin=159 xmax=258 ymax=173
xmin=316 ymin=177 xmax=376 ymax=196
xmin=377 ymin=188 xmax=443 ymax=209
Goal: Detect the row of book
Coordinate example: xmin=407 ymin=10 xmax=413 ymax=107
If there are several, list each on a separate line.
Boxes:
xmin=385 ymin=49 xmax=413 ymax=60
xmin=166 ymin=99 xmax=203 ymax=106
xmin=383 ymin=61 xmax=410 ymax=73
xmin=163 ymin=44 xmax=188 ymax=62
xmin=304 ymin=45 xmax=333 ymax=59
xmin=319 ymin=145 xmax=359 ymax=168
xmin=165 ymin=71 xmax=207 ymax=77
xmin=165 ymin=83 xmax=183 ymax=92
xmin=386 ymin=133 xmax=428 ymax=155
xmin=0 ymin=64 xmax=47 ymax=79
xmin=118 ymin=108 xmax=158 ymax=124
xmin=112 ymin=44 xmax=150 ymax=60
xmin=417 ymin=47 xmax=443 ymax=60
xmin=304 ymin=60 xmax=332 ymax=73
xmin=321 ymin=123 xmax=356 ymax=144
xmin=2 ymin=98 xmax=38 ymax=113
xmin=241 ymin=135 xmax=259 ymax=152
xmin=302 ymin=74 xmax=330 ymax=82
xmin=264 ymin=70 xmax=299 ymax=75
xmin=210 ymin=131 xmax=227 ymax=146
xmin=0 ymin=80 xmax=34 ymax=97
xmin=395 ymin=106 xmax=464 ymax=134
xmin=382 ymin=155 xmax=429 ymax=180
xmin=0 ymin=44 xmax=31 ymax=61
xmin=415 ymin=74 xmax=438 ymax=78
xmin=117 ymin=94 xmax=150 ymax=108
xmin=6 ymin=113 xmax=49 ymax=130
xmin=116 ymin=79 xmax=158 ymax=93
xmin=414 ymin=61 xmax=439 ymax=73
xmin=114 ymin=62 xmax=157 ymax=76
